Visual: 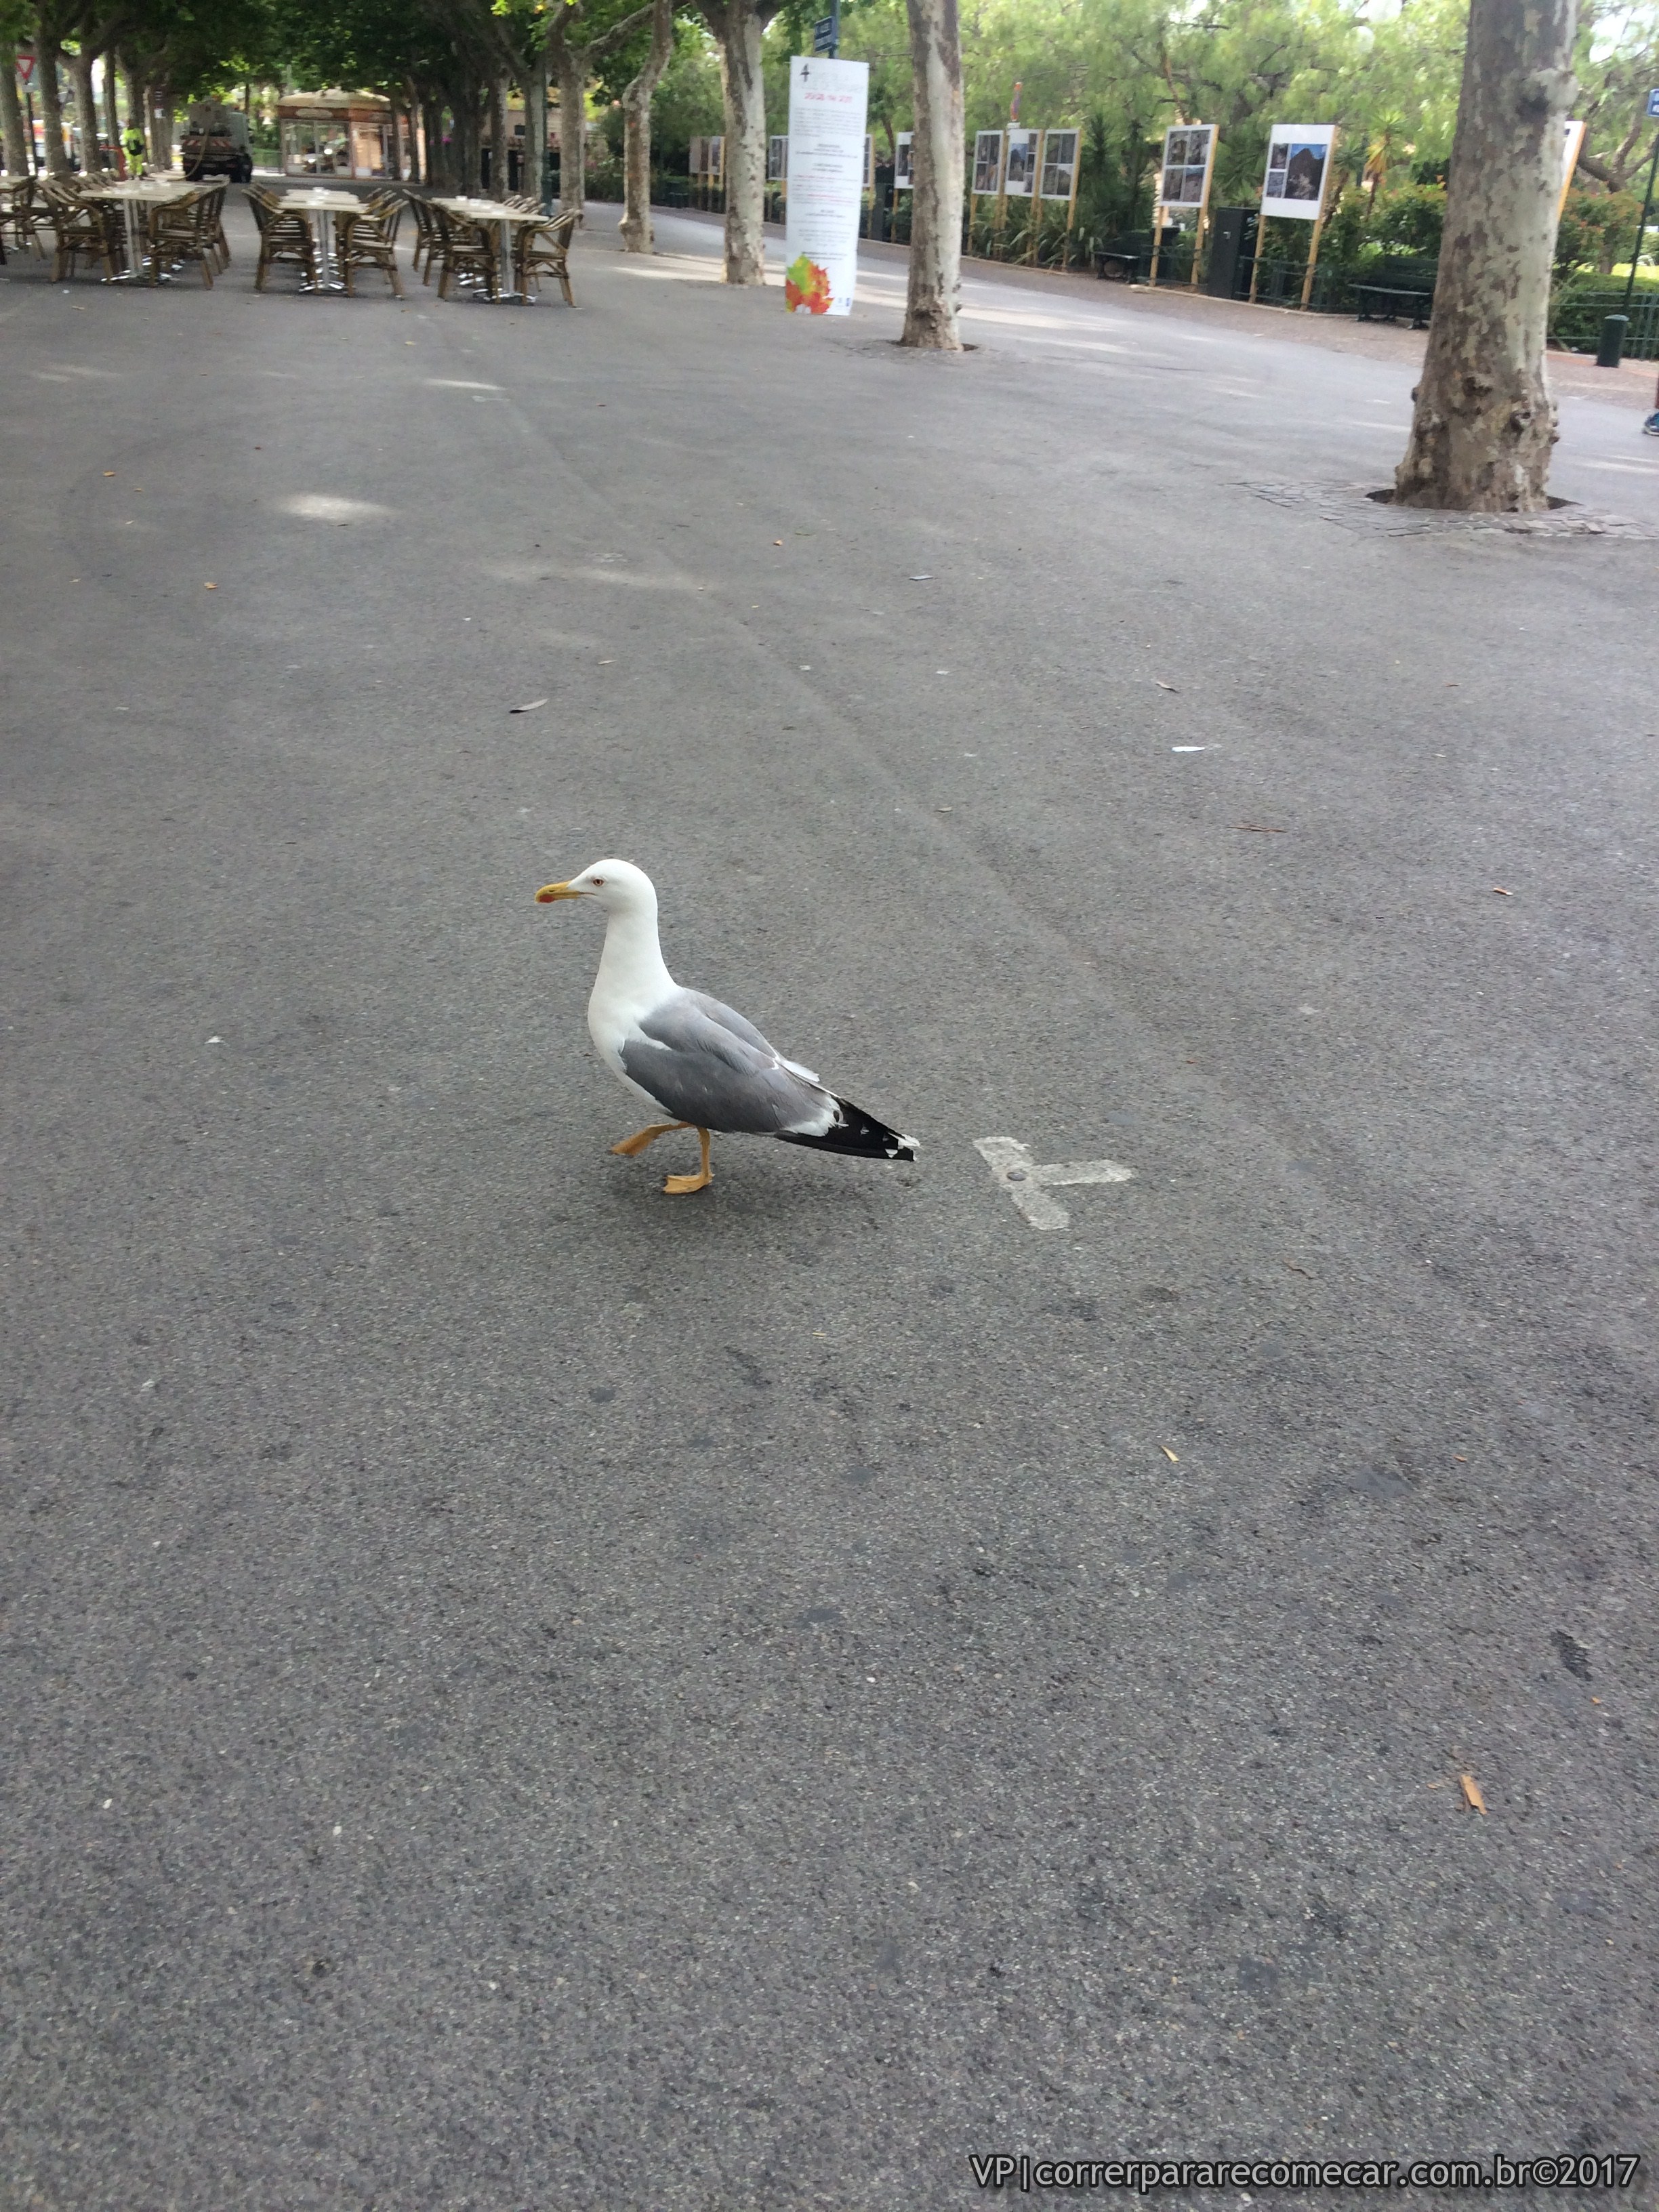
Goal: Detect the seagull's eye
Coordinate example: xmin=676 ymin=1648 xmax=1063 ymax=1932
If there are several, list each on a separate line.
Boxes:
xmin=590 ymin=876 xmax=606 ymax=887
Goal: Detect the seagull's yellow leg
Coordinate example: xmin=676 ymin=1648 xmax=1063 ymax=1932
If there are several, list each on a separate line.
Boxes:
xmin=611 ymin=1121 xmax=689 ymax=1158
xmin=663 ymin=1128 xmax=713 ymax=1195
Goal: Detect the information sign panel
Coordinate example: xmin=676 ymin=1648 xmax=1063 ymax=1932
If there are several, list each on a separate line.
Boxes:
xmin=1259 ymin=123 xmax=1336 ymax=220
xmin=972 ymin=129 xmax=1003 ymax=194
xmin=1040 ymin=128 xmax=1078 ymax=201
xmin=895 ymin=130 xmax=913 ymax=189
xmin=1159 ymin=123 xmax=1214 ymax=213
xmin=783 ymin=55 xmax=869 ymax=316
xmin=1004 ymin=126 xmax=1039 ymax=197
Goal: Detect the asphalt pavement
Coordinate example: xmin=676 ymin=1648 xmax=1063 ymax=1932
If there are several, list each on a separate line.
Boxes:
xmin=3 ymin=194 xmax=1657 ymax=2210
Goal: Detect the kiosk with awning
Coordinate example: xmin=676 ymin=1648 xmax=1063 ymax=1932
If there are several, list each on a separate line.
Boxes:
xmin=278 ymin=91 xmax=405 ymax=180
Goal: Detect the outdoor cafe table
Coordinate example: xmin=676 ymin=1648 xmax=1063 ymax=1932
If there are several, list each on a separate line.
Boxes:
xmin=86 ymin=177 xmax=197 ymax=281
xmin=432 ymin=198 xmax=546 ymax=302
xmin=276 ymin=187 xmax=366 ymax=291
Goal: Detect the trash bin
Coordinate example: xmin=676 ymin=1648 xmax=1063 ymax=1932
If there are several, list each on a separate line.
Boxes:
xmin=1597 ymin=314 xmax=1629 ymax=368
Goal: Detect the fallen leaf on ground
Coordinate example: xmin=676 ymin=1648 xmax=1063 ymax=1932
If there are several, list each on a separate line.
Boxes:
xmin=1155 ymin=679 xmax=1179 ymax=692
xmin=1460 ymin=1772 xmax=1487 ymax=1814
xmin=1235 ymin=823 xmax=1286 ymax=834
xmin=102 ymin=470 xmax=117 ymax=477
xmin=1161 ymin=1446 xmax=1179 ymax=1463
xmin=1492 ymin=886 xmax=1512 ymax=897
xmin=203 ymin=582 xmax=216 ymax=590
xmin=909 ymin=573 xmax=933 ymax=580
xmin=509 ymin=698 xmax=548 ymax=714
xmin=773 ymin=539 xmax=783 ymax=546
xmin=1283 ymin=1260 xmax=1313 ymax=1277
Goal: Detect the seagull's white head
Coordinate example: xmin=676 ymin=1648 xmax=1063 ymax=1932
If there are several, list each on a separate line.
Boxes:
xmin=535 ymin=858 xmax=657 ymax=913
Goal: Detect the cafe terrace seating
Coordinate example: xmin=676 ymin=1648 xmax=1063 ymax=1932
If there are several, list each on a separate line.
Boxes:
xmin=335 ymin=194 xmax=405 ymax=295
xmin=42 ymin=178 xmax=126 ymax=283
xmin=514 ymin=208 xmax=580 ymax=306
xmin=248 ymin=184 xmax=319 ymax=289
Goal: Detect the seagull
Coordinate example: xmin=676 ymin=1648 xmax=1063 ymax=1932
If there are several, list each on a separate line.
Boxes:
xmin=535 ymin=859 xmax=918 ymax=1195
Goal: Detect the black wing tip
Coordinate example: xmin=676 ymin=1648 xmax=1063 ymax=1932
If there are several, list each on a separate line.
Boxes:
xmin=776 ymin=1098 xmax=920 ymax=1162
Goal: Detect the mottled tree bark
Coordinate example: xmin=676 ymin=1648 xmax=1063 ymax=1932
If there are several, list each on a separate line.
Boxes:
xmin=68 ymin=43 xmax=101 ymax=172
xmin=147 ymin=85 xmax=171 ymax=172
xmin=103 ymin=57 xmax=121 ymax=173
xmin=619 ymin=0 xmax=672 ymax=251
xmin=1394 ymin=0 xmax=1578 ymax=511
xmin=554 ymin=35 xmax=586 ymax=213
xmin=37 ymin=37 xmax=71 ymax=175
xmin=524 ymin=51 xmax=547 ymax=207
xmin=488 ymin=74 xmax=510 ymax=196
xmin=901 ymin=0 xmax=964 ymax=348
xmin=1 ymin=49 xmax=29 ymax=176
xmin=453 ymin=82 xmax=482 ymax=194
xmin=700 ymin=0 xmax=779 ymax=285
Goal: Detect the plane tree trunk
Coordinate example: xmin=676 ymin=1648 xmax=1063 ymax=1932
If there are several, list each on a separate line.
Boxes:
xmin=700 ymin=0 xmax=779 ymax=285
xmin=524 ymin=51 xmax=547 ymax=206
xmin=555 ymin=35 xmax=586 ymax=213
xmin=38 ymin=37 xmax=71 ymax=175
xmin=103 ymin=56 xmax=121 ymax=171
xmin=901 ymin=0 xmax=964 ymax=348
xmin=68 ymin=43 xmax=100 ymax=172
xmin=1 ymin=49 xmax=29 ymax=175
xmin=1393 ymin=0 xmax=1578 ymax=511
xmin=619 ymin=0 xmax=673 ymax=252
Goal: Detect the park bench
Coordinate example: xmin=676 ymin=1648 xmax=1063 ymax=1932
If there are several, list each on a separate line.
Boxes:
xmin=1353 ymin=258 xmax=1438 ymax=329
xmin=1092 ymin=229 xmax=1187 ymax=285
xmin=1092 ymin=234 xmax=1148 ymax=281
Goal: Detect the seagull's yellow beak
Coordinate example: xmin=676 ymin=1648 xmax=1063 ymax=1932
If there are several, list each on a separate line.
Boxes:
xmin=535 ymin=880 xmax=583 ymax=903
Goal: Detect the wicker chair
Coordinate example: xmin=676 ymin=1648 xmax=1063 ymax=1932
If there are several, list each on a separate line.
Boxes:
xmin=43 ymin=178 xmax=125 ymax=281
xmin=405 ymin=192 xmax=439 ymax=283
xmin=335 ymin=199 xmax=405 ymax=295
xmin=514 ymin=207 xmax=579 ymax=306
xmin=435 ymin=203 xmax=497 ymax=300
xmin=248 ymin=185 xmax=319 ymax=290
xmin=203 ymin=183 xmax=230 ymax=268
xmin=145 ymin=187 xmax=218 ymax=286
xmin=6 ymin=177 xmax=46 ymax=255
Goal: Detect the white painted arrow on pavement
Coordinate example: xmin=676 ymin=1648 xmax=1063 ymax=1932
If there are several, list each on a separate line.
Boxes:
xmin=974 ymin=1137 xmax=1135 ymax=1231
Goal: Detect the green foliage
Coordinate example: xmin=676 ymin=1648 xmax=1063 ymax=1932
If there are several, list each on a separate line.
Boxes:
xmin=1366 ymin=179 xmax=1445 ymax=259
xmin=1555 ymin=186 xmax=1645 ymax=279
xmin=644 ymin=18 xmax=722 ymax=170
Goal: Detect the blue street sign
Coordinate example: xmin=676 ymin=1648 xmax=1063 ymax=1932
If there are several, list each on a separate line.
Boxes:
xmin=1647 ymin=86 xmax=1659 ymax=117
xmin=813 ymin=16 xmax=835 ymax=51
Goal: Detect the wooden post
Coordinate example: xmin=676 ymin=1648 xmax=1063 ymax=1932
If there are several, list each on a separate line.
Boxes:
xmin=1248 ymin=213 xmax=1267 ymax=303
xmin=1062 ymin=129 xmax=1080 ymax=271
xmin=1190 ymin=128 xmax=1216 ymax=288
xmin=1298 ymin=126 xmax=1338 ymax=309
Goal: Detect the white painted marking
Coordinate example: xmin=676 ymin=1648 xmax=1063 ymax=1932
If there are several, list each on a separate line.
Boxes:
xmin=975 ymin=1136 xmax=1134 ymax=1231
xmin=279 ymin=495 xmax=394 ymax=524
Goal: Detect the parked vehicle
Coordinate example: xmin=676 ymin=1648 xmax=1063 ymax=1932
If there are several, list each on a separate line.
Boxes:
xmin=181 ymin=99 xmax=253 ymax=183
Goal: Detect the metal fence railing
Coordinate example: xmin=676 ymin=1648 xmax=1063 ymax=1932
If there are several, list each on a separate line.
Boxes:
xmin=1549 ymin=287 xmax=1659 ymax=360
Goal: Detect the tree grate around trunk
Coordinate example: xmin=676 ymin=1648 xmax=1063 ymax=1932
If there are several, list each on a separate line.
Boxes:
xmin=1248 ymin=480 xmax=1654 ymax=540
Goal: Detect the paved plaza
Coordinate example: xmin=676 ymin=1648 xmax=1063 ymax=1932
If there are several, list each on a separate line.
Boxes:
xmin=3 ymin=200 xmax=1657 ymax=2207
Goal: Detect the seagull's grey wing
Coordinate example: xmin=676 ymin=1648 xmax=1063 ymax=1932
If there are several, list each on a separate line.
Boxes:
xmin=681 ymin=988 xmax=821 ymax=1084
xmin=620 ymin=991 xmax=833 ymax=1136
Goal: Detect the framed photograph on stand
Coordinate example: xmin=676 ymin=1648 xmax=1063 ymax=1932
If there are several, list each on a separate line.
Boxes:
xmin=1149 ymin=122 xmax=1216 ymax=288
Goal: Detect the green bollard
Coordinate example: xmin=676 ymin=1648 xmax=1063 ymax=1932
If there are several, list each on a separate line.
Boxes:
xmin=1597 ymin=314 xmax=1629 ymax=368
